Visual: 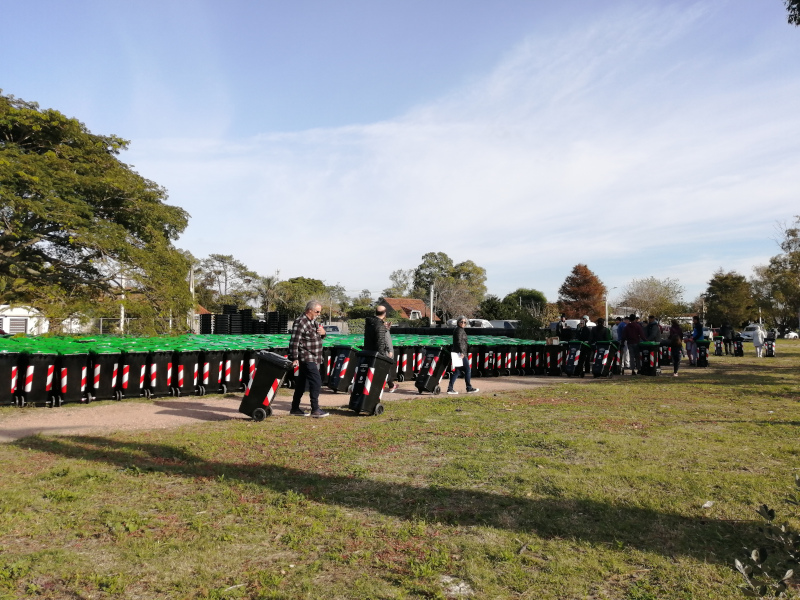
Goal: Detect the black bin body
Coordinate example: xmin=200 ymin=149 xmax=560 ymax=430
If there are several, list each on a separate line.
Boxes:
xmin=415 ymin=347 xmax=447 ymax=394
xmin=544 ymin=344 xmax=563 ymax=376
xmin=198 ymin=349 xmax=225 ymax=394
xmin=713 ymin=338 xmax=723 ymax=356
xmin=349 ymin=351 xmax=393 ymax=415
xmin=147 ymin=350 xmax=173 ymax=398
xmin=172 ymin=350 xmax=200 ymax=396
xmin=19 ymin=352 xmax=59 ymax=406
xmin=327 ymin=346 xmax=357 ymax=393
xmin=696 ymin=340 xmax=711 ymax=367
xmin=639 ymin=343 xmax=661 ymax=376
xmin=394 ymin=346 xmax=414 ymax=382
xmin=119 ymin=351 xmax=149 ymax=398
xmin=90 ymin=351 xmax=123 ymax=401
xmin=531 ymin=344 xmax=546 ymax=375
xmin=1 ymin=352 xmax=21 ymax=406
xmin=733 ymin=336 xmax=744 ymax=357
xmin=765 ymin=339 xmax=775 ymax=357
xmin=222 ymin=349 xmax=247 ymax=392
xmin=564 ymin=341 xmax=590 ymax=377
xmin=472 ymin=345 xmax=493 ymax=378
xmin=56 ymin=352 xmax=91 ymax=404
xmin=659 ymin=341 xmax=672 ymax=366
xmin=239 ymin=351 xmax=292 ymax=420
xmin=592 ymin=341 xmax=618 ymax=378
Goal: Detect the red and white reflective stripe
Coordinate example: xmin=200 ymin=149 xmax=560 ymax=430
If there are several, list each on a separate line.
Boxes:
xmin=484 ymin=354 xmax=491 ymax=370
xmin=178 ymin=364 xmax=185 ymax=388
xmin=150 ymin=363 xmax=158 ymax=387
xmin=416 ymin=352 xmax=423 ymax=370
xmin=557 ymin=352 xmax=563 ymax=367
xmin=25 ymin=365 xmax=34 ymax=392
xmin=93 ymin=364 xmax=102 ymax=389
xmin=401 ymin=353 xmax=407 ymax=372
xmin=217 ymin=361 xmax=223 ymax=384
xmin=378 ymin=374 xmax=388 ymax=399
xmin=326 ymin=356 xmax=332 ymax=377
xmin=505 ymin=353 xmax=512 ymax=369
xmin=238 ymin=361 xmax=243 ymax=383
xmin=574 ymin=350 xmax=581 ymax=366
xmin=428 ymin=356 xmax=439 ymax=376
xmin=139 ymin=365 xmax=146 ymax=387
xmin=244 ymin=368 xmax=255 ymax=396
xmin=59 ymin=367 xmax=66 ymax=393
xmin=202 ymin=362 xmax=210 ymax=385
xmin=112 ymin=363 xmax=118 ymax=388
xmin=546 ymin=352 xmax=551 ymax=369
xmin=248 ymin=358 xmax=256 ymax=382
xmin=536 ymin=353 xmax=540 ymax=367
xmin=520 ymin=352 xmax=526 ymax=368
xmin=46 ymin=364 xmax=55 ymax=391
xmin=122 ymin=365 xmax=130 ymax=389
xmin=224 ymin=360 xmax=232 ymax=382
xmin=262 ymin=378 xmax=279 ymax=406
xmin=80 ymin=366 xmax=87 ymax=392
xmin=11 ymin=366 xmax=17 ymax=394
xmin=193 ymin=364 xmax=198 ymax=386
xmin=339 ymin=357 xmax=350 ymax=379
xmin=601 ymin=349 xmax=609 ymax=366
xmin=364 ymin=367 xmax=375 ymax=395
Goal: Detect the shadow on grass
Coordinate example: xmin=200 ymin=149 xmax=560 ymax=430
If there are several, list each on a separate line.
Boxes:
xmin=14 ymin=434 xmax=757 ymax=565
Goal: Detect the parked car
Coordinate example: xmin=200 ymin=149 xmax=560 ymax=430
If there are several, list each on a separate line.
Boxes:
xmin=785 ymin=331 xmax=799 ymax=339
xmin=469 ymin=319 xmax=493 ymax=328
xmin=740 ymin=324 xmax=761 ymax=341
xmin=323 ymin=325 xmax=341 ymax=334
xmin=489 ymin=319 xmax=520 ymax=329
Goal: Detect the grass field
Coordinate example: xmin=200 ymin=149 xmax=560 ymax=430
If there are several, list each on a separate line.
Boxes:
xmin=1 ymin=342 xmax=799 ymax=599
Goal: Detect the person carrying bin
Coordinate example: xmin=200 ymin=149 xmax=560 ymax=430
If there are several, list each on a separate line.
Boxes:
xmin=288 ymin=301 xmax=328 ymax=418
xmin=447 ymin=316 xmax=479 ymax=395
xmin=363 ymin=306 xmax=398 ymax=392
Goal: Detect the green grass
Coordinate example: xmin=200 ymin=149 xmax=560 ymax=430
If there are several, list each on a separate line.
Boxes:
xmin=1 ymin=343 xmax=799 ymax=598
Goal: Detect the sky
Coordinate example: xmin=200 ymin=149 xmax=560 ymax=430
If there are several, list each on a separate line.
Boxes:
xmin=3 ymin=0 xmax=800 ymax=307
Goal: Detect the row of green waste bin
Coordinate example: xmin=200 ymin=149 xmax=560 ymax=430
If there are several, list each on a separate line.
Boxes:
xmin=0 ymin=335 xmax=711 ymax=408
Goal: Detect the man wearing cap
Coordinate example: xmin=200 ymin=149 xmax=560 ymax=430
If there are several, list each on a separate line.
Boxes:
xmin=447 ymin=316 xmax=479 ymax=395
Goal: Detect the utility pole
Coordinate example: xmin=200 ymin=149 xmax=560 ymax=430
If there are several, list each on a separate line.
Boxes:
xmin=429 ymin=284 xmax=435 ymax=329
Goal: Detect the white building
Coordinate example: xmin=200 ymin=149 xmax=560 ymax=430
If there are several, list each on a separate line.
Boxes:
xmin=0 ymin=305 xmax=50 ymax=335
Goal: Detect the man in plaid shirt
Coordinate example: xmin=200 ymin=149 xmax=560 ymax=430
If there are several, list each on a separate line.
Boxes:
xmin=289 ymin=300 xmax=328 ymax=417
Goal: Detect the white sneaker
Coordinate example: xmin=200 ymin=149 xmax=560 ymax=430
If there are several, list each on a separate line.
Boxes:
xmin=447 ymin=390 xmax=458 ymax=395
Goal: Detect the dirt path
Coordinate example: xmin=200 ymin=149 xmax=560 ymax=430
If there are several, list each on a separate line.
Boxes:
xmin=0 ymin=375 xmax=589 ymax=443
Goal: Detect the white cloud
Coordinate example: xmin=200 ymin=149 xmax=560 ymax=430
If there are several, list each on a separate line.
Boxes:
xmin=127 ymin=3 xmax=800 ymax=301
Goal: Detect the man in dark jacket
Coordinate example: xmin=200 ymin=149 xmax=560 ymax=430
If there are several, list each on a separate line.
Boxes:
xmin=577 ymin=316 xmax=593 ymax=343
xmin=623 ymin=314 xmax=647 ymax=375
xmin=645 ymin=316 xmax=662 ymax=342
xmin=363 ymin=306 xmax=397 ymax=391
xmin=592 ymin=318 xmax=612 ymax=343
xmin=720 ymin=321 xmax=734 ymax=355
xmin=447 ymin=316 xmax=479 ymax=395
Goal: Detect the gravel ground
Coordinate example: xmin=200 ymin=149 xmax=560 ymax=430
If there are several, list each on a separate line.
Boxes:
xmin=0 ymin=374 xmax=592 ymax=443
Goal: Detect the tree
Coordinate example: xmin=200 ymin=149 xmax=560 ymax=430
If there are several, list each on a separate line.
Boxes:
xmin=194 ymin=254 xmax=258 ymax=311
xmin=502 ymin=288 xmax=547 ymax=312
xmin=557 ymin=264 xmax=607 ymax=318
xmin=412 ymin=252 xmax=454 ymax=297
xmin=788 ymin=0 xmax=800 ymax=26
xmin=255 ymin=274 xmax=281 ymax=314
xmin=477 ymin=295 xmax=505 ymax=320
xmin=0 ymin=92 xmax=192 ymax=321
xmin=433 ymin=277 xmax=476 ymax=321
xmin=705 ymin=269 xmax=755 ymax=328
xmin=274 ymin=277 xmax=327 ymax=317
xmin=617 ymin=277 xmax=685 ymax=320
xmin=751 ymin=216 xmax=800 ymax=333
xmin=382 ymin=269 xmax=413 ymax=298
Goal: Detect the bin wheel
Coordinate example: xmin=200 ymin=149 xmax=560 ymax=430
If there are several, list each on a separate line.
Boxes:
xmin=45 ymin=398 xmax=53 ymax=408
xmin=434 ymin=385 xmax=441 ymax=395
xmin=347 ymin=384 xmax=354 ymax=394
xmin=200 ymin=386 xmax=206 ymax=396
xmin=372 ymin=403 xmax=384 ymax=416
xmin=501 ymin=369 xmax=511 ymax=377
xmin=220 ymin=383 xmax=227 ymax=394
xmin=397 ymin=374 xmax=405 ymax=382
xmin=169 ymin=387 xmax=175 ymax=396
xmin=53 ymin=396 xmax=62 ymax=407
xmin=144 ymin=389 xmax=151 ymax=399
xmin=252 ymin=407 xmax=270 ymax=422
xmin=418 ymin=389 xmax=423 ymax=395
xmin=115 ymin=390 xmax=122 ymax=401
xmin=20 ymin=396 xmax=27 ymax=407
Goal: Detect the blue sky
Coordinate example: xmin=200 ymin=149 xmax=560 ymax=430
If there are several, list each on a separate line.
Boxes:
xmin=4 ymin=1 xmax=799 ymax=307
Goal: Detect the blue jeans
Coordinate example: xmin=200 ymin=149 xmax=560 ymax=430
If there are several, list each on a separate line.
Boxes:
xmin=448 ymin=355 xmax=473 ymax=391
xmin=292 ymin=361 xmax=321 ymax=412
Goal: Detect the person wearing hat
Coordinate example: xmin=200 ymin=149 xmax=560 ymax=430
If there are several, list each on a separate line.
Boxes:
xmin=447 ymin=316 xmax=479 ymax=395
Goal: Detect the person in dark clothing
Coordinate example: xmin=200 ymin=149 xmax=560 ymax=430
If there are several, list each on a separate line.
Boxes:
xmin=623 ymin=314 xmax=647 ymax=375
xmin=363 ymin=306 xmax=397 ymax=391
xmin=556 ymin=314 xmax=573 ymax=341
xmin=645 ymin=315 xmax=662 ymax=342
xmin=668 ymin=319 xmax=683 ymax=376
xmin=577 ymin=316 xmax=593 ymax=342
xmin=447 ymin=316 xmax=479 ymax=395
xmin=688 ymin=315 xmax=703 ymax=366
xmin=719 ymin=321 xmax=734 ymax=355
xmin=592 ymin=318 xmax=612 ymax=343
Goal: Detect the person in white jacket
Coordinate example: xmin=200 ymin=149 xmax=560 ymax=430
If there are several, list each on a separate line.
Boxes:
xmin=752 ymin=325 xmax=766 ymax=358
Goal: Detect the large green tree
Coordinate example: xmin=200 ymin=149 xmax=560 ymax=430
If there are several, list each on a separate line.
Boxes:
xmin=410 ymin=252 xmax=487 ymax=319
xmin=557 ymin=264 xmax=607 ymax=319
xmin=0 ymin=91 xmax=191 ymax=321
xmin=751 ymin=217 xmax=800 ymax=333
xmin=194 ymin=253 xmax=258 ymax=312
xmin=705 ymin=269 xmax=755 ymax=328
xmin=274 ymin=277 xmax=327 ymax=317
